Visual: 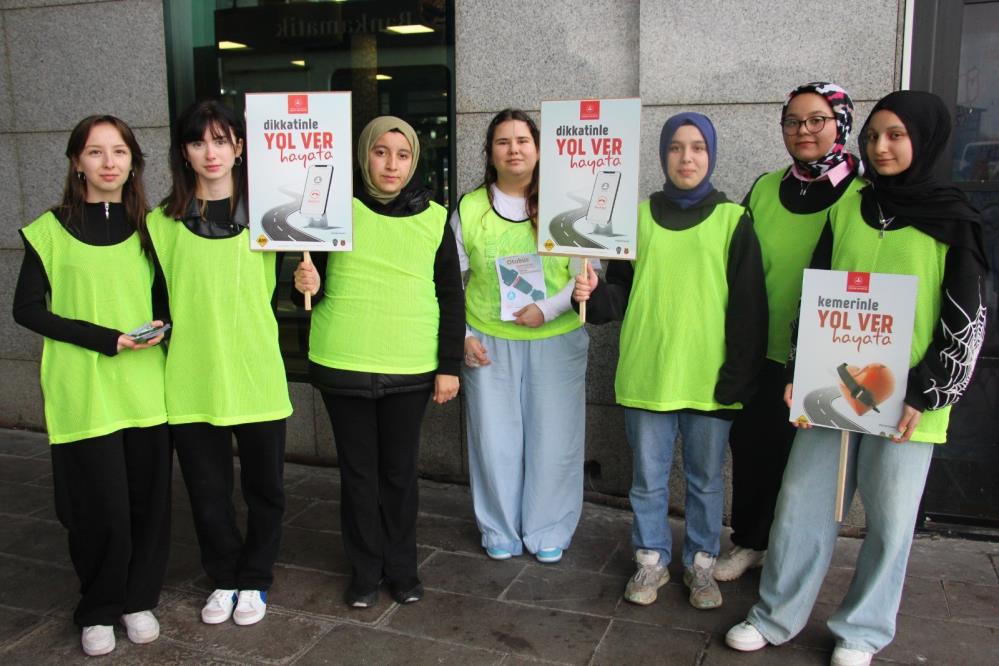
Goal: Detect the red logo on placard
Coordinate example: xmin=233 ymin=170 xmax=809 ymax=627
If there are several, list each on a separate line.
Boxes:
xmin=846 ymin=272 xmax=871 ymax=293
xmin=288 ymin=95 xmax=308 ymax=114
xmin=580 ymin=100 xmax=600 ymax=120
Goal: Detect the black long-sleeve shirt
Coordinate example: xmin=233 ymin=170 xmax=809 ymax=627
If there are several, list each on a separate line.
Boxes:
xmin=12 ymin=203 xmax=169 ymax=357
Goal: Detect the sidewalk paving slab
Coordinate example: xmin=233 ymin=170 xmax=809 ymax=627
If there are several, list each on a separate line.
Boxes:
xmin=0 ymin=428 xmax=997 ymax=665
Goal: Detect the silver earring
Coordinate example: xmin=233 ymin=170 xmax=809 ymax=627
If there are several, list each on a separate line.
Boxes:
xmin=234 ymin=156 xmax=243 ymax=167
xmin=77 ymin=171 xmax=85 ymax=181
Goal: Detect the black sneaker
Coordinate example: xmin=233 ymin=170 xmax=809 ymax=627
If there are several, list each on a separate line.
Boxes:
xmin=389 ymin=581 xmax=424 ymax=604
xmin=345 ymin=587 xmax=379 ymax=609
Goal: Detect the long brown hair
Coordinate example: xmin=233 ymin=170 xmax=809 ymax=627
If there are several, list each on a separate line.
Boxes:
xmin=481 ymin=109 xmax=540 ymax=229
xmin=54 ymin=115 xmax=152 ymax=254
xmin=161 ymin=99 xmax=247 ymax=219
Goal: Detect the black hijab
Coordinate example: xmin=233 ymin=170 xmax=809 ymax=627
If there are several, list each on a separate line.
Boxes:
xmin=859 ymin=90 xmax=986 ymax=266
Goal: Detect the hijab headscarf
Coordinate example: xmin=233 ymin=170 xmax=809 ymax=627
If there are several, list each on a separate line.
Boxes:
xmin=859 ymin=90 xmax=986 ymax=264
xmin=357 ymin=116 xmax=420 ymax=205
xmin=659 ymin=112 xmax=717 ymax=209
xmin=783 ymin=81 xmax=857 ymax=180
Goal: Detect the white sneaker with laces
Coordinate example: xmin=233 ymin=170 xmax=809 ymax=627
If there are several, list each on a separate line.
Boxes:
xmin=725 ymin=621 xmax=768 ymax=652
xmin=201 ymin=588 xmax=238 ymax=624
xmin=623 ymin=549 xmax=670 ymax=605
xmin=713 ymin=545 xmax=765 ymax=581
xmin=233 ymin=590 xmax=267 ymax=626
xmin=121 ymin=610 xmax=159 ymax=644
xmin=831 ymin=646 xmax=873 ymax=666
xmin=81 ymin=625 xmax=115 ymax=656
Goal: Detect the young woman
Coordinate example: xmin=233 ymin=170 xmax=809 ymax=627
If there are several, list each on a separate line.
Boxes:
xmin=294 ymin=116 xmax=463 ymax=608
xmin=574 ymin=113 xmax=766 ymax=609
xmin=453 ymin=109 xmax=588 ymax=564
xmin=12 ymin=115 xmax=170 ymax=656
xmin=726 ymin=91 xmax=987 ymax=666
xmin=148 ymin=100 xmax=292 ymax=627
xmin=719 ymin=82 xmax=863 ymax=581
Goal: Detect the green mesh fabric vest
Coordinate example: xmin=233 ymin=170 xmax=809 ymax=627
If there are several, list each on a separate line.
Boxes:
xmin=147 ymin=207 xmax=292 ymax=425
xmin=615 ymin=200 xmax=744 ymax=412
xmin=309 ymin=198 xmax=445 ymax=374
xmin=458 ymin=187 xmax=581 ymax=340
xmin=22 ymin=212 xmax=167 ymax=443
xmin=750 ymin=169 xmax=864 ymax=362
xmin=829 ymin=194 xmax=949 ymax=443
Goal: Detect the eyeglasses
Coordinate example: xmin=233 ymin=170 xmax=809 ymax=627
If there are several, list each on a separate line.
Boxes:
xmin=780 ymin=116 xmax=835 ymax=135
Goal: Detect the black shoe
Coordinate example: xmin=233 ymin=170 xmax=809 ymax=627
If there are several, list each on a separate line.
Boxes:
xmin=345 ymin=587 xmax=379 ymax=609
xmin=389 ymin=581 xmax=424 ymax=604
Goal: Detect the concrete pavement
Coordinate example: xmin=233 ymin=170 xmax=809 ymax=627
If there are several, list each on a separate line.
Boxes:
xmin=0 ymin=428 xmax=996 ymax=665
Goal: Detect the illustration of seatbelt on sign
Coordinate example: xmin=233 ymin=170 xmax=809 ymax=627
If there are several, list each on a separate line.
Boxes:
xmin=836 ymin=362 xmax=896 ymax=416
xmin=499 ymin=264 xmax=545 ymax=301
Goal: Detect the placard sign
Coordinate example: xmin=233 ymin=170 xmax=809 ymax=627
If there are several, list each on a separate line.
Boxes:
xmin=538 ymin=98 xmax=640 ymax=259
xmin=790 ymin=269 xmax=918 ymax=437
xmin=245 ymin=92 xmax=352 ymax=252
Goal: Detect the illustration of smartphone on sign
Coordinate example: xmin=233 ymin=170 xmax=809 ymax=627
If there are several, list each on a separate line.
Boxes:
xmin=586 ymin=170 xmax=621 ymax=227
xmin=300 ymin=164 xmax=334 ymax=217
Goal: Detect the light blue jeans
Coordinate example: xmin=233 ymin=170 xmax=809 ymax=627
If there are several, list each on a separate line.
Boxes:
xmin=747 ymin=426 xmax=934 ymax=653
xmin=462 ymin=326 xmax=588 ymax=555
xmin=624 ymin=408 xmax=731 ymax=567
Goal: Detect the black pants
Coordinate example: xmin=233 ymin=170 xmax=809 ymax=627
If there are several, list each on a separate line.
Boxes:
xmin=51 ymin=424 xmax=172 ymax=627
xmin=173 ymin=419 xmax=286 ymax=591
xmin=320 ymin=390 xmax=430 ymax=594
xmin=727 ymin=360 xmax=798 ymax=551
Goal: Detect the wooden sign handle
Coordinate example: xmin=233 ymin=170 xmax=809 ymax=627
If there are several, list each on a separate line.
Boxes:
xmin=578 ymin=257 xmax=588 ymax=324
xmin=303 ymin=250 xmax=313 ymax=312
xmin=834 ymin=429 xmax=849 ymax=522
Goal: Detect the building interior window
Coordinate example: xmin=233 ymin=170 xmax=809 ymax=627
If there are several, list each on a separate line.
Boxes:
xmin=163 ymin=0 xmax=455 ymax=380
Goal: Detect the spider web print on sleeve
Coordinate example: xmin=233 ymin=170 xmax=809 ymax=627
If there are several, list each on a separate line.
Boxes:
xmin=924 ymin=289 xmax=987 ymax=409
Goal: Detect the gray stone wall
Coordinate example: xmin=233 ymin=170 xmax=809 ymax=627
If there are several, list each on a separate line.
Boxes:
xmin=0 ymin=0 xmax=906 ymax=527
xmin=0 ymin=0 xmax=172 ymax=431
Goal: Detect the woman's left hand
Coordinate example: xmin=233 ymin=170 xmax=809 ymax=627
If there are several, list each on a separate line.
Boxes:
xmin=891 ymin=404 xmax=922 ymax=443
xmin=433 ymin=374 xmax=460 ymax=404
xmin=513 ymin=304 xmax=545 ymax=328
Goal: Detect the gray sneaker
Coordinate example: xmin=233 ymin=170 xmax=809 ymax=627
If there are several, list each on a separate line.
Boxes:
xmin=683 ymin=551 xmax=722 ymax=609
xmin=623 ymin=549 xmax=670 ymax=605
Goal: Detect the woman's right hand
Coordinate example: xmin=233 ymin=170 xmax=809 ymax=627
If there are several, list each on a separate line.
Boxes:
xmin=464 ymin=336 xmax=491 ymax=368
xmin=784 ymin=383 xmax=812 ymax=429
xmin=117 ymin=320 xmax=167 ymax=353
xmin=294 ymin=260 xmax=320 ymax=296
xmin=573 ymin=262 xmax=599 ymax=303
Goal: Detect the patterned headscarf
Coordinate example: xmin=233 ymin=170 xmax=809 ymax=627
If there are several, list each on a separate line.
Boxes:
xmin=782 ymin=81 xmax=856 ymax=180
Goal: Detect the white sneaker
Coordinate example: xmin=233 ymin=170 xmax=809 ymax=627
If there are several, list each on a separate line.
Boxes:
xmin=725 ymin=621 xmax=768 ymax=652
xmin=831 ymin=646 xmax=873 ymax=666
xmin=121 ymin=610 xmax=159 ymax=644
xmin=233 ymin=590 xmax=267 ymax=626
xmin=713 ymin=545 xmax=765 ymax=581
xmin=81 ymin=625 xmax=115 ymax=656
xmin=201 ymin=588 xmax=238 ymax=624
xmin=623 ymin=549 xmax=670 ymax=605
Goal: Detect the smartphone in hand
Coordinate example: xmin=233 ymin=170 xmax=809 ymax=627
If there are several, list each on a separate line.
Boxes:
xmin=127 ymin=322 xmax=171 ymax=342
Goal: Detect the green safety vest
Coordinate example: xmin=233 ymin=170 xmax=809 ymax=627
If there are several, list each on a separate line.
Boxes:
xmin=458 ymin=187 xmax=581 ymax=340
xmin=22 ymin=212 xmax=167 ymax=444
xmin=750 ymin=169 xmax=864 ymax=362
xmin=828 ymin=192 xmax=949 ymax=443
xmin=309 ymin=198 xmax=445 ymax=374
xmin=147 ymin=207 xmax=292 ymax=425
xmin=616 ymin=200 xmax=745 ymax=412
